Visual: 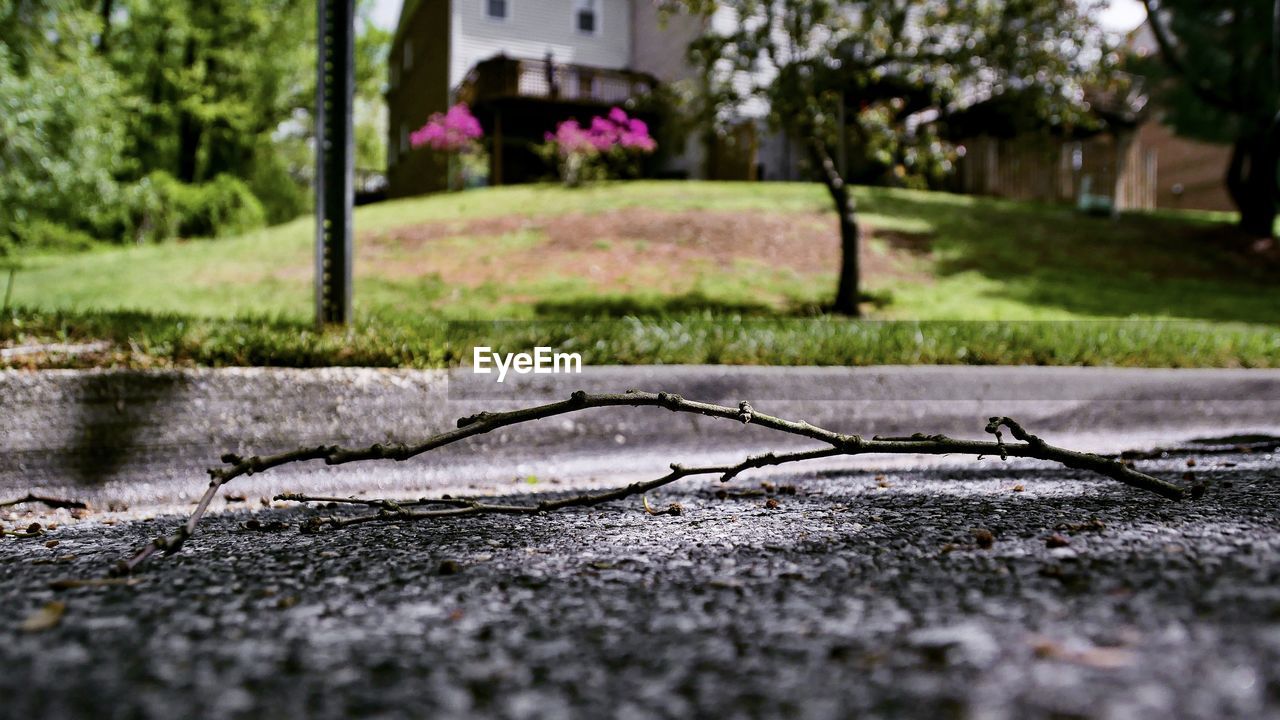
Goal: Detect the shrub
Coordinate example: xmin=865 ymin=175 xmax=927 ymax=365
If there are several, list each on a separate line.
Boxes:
xmin=122 ymin=172 xmax=266 ymax=244
xmin=410 ymin=104 xmax=484 ymax=153
xmin=540 ymin=107 xmax=656 ymax=187
xmin=0 ymin=43 xmax=128 ymax=248
xmin=4 ymin=220 xmax=99 ymax=255
xmin=411 ymin=103 xmax=487 ymax=191
xmin=183 ymin=175 xmax=267 ymax=238
xmin=246 ymin=141 xmax=312 ymax=224
xmin=121 ymin=172 xmax=185 ymax=244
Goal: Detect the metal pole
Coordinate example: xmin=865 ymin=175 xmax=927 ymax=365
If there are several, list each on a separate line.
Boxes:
xmin=315 ymin=0 xmax=355 ymax=325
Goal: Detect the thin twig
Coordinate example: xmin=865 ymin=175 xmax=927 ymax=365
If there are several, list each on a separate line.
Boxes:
xmin=113 ymin=390 xmax=1185 ymax=575
xmin=285 ymin=447 xmax=832 ymax=532
xmin=0 ymin=493 xmax=88 ymax=510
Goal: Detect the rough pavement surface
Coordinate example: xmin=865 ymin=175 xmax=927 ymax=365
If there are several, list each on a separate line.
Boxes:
xmin=2 ymin=447 xmax=1279 ymax=719
xmin=5 ymin=365 xmax=1279 ymax=508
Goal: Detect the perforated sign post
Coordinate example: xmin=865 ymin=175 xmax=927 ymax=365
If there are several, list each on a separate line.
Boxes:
xmin=315 ymin=0 xmax=355 ymax=325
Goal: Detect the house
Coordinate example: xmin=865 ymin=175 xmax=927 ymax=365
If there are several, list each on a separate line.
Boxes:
xmin=385 ymin=0 xmax=800 ymax=197
xmin=387 ymin=0 xmax=695 ymax=196
xmin=947 ymin=20 xmax=1235 ymax=214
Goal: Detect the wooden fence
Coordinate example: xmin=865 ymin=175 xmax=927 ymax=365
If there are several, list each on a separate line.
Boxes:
xmin=956 ymin=133 xmax=1157 ymax=211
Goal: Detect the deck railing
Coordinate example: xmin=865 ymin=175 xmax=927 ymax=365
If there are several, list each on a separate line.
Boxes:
xmin=457 ymin=56 xmax=655 ymax=106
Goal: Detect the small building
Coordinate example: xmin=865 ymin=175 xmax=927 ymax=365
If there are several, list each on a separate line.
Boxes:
xmin=947 ymin=21 xmax=1235 ymax=214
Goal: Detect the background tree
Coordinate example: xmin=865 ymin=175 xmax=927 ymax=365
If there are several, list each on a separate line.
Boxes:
xmin=0 ymin=1 xmax=129 ymax=250
xmin=1 ymin=0 xmax=390 ymax=248
xmin=679 ymin=0 xmax=1108 ymax=315
xmin=106 ymin=0 xmax=316 ymax=221
xmin=1136 ymin=0 xmax=1280 ymax=238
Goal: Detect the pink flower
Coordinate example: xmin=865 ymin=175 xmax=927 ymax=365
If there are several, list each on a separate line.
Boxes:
xmin=411 ymin=103 xmax=483 ymax=152
xmin=588 ymin=116 xmax=618 ymax=151
xmin=544 ymin=108 xmax=656 ymax=158
xmin=545 ymin=119 xmax=594 ymax=157
xmin=619 ymin=118 xmax=656 ymax=151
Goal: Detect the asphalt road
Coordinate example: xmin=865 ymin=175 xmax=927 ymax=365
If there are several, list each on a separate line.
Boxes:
xmin=4 ymin=365 xmax=1278 ymax=508
xmin=1 ymin=366 xmax=1278 ymax=719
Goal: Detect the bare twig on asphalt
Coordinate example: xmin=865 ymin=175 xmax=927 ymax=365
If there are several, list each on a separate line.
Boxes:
xmin=113 ymin=390 xmax=1186 ymax=575
xmin=0 ymin=493 xmax=88 ymax=510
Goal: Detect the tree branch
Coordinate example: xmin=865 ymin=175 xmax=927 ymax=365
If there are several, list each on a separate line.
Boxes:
xmin=112 ymin=390 xmax=1186 ymax=575
xmin=1139 ymin=0 xmax=1243 ymax=112
xmin=0 ymin=493 xmax=88 ymax=510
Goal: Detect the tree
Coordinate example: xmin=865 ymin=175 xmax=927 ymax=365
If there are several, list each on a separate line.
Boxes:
xmin=107 ymin=0 xmax=314 ymax=185
xmin=0 ymin=1 xmax=130 ymax=246
xmin=2 ymin=0 xmax=391 ymax=242
xmin=679 ymin=0 xmax=1108 ymax=315
xmin=1137 ymin=0 xmax=1280 ymax=238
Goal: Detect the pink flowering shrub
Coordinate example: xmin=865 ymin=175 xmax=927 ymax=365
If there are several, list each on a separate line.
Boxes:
xmin=410 ymin=104 xmax=483 ymax=153
xmin=541 ymin=106 xmax=656 ymax=186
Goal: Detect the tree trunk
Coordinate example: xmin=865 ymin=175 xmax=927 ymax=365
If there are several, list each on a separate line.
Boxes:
xmin=176 ymin=38 xmax=202 ymax=183
xmin=98 ymin=0 xmax=113 ymax=53
xmin=1226 ymin=129 xmax=1279 ymax=238
xmin=811 ymin=142 xmax=861 ymax=316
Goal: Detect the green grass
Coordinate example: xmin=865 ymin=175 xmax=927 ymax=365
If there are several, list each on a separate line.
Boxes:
xmin=3 ymin=181 xmax=1278 ymax=368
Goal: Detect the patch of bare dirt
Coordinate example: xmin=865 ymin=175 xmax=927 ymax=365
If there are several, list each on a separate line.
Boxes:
xmin=359 ymin=207 xmax=935 ymax=294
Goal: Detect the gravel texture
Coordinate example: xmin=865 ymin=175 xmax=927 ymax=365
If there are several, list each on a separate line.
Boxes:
xmin=2 ymin=366 xmax=1278 ymax=719
xmin=2 ymin=449 xmax=1278 ymax=720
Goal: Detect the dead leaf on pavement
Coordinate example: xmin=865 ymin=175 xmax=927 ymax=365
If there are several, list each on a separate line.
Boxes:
xmin=20 ymin=600 xmax=66 ymax=632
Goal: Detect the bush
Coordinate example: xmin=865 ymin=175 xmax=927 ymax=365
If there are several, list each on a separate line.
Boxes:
xmin=0 ymin=43 xmax=128 ymax=248
xmin=246 ymin=152 xmax=311 ymax=225
xmin=3 ymin=220 xmax=99 ymax=256
xmin=121 ymin=172 xmax=185 ymax=244
xmin=122 ymin=172 xmax=266 ymax=244
xmin=183 ymin=175 xmax=267 ymax=238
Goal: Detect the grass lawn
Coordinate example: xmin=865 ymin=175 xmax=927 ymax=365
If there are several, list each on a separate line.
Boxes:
xmin=3 ymin=181 xmax=1278 ymax=368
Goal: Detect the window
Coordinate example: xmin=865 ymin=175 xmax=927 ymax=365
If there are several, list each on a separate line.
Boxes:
xmin=486 ymin=0 xmax=507 ymax=20
xmin=403 ymin=39 xmax=413 ymax=71
xmin=575 ymin=0 xmax=596 ymax=34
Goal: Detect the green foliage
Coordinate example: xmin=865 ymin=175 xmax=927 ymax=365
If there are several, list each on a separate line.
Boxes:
xmin=182 ymin=175 xmax=268 ymax=238
xmin=684 ymin=0 xmax=1109 ymax=179
xmin=1132 ymin=1 xmax=1280 ymax=235
xmin=2 ymin=0 xmax=388 ymax=246
xmin=0 ymin=35 xmax=129 ymax=246
xmin=121 ymin=171 xmax=265 ymax=244
xmin=4 ymin=181 xmax=1276 ymax=371
xmin=4 ymin=307 xmax=1278 ymax=371
xmin=4 ymin=220 xmax=99 ymax=256
xmin=245 ymin=147 xmax=312 ymax=225
xmin=108 ymin=0 xmax=315 ymax=183
xmin=1130 ymin=1 xmax=1274 ymax=144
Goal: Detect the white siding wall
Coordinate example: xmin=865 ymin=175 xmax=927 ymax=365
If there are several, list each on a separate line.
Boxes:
xmin=629 ymin=2 xmax=701 ymax=83
xmin=449 ymin=0 xmax=634 ymax=90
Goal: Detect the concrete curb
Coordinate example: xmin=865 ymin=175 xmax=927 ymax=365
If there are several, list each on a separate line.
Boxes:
xmin=3 ymin=365 xmax=1277 ymax=506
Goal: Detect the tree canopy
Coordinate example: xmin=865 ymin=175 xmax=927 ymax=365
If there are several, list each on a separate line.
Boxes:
xmin=1135 ymin=0 xmax=1280 ymax=238
xmin=676 ymin=0 xmax=1110 ymax=314
xmin=0 ymin=0 xmax=389 ymax=250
